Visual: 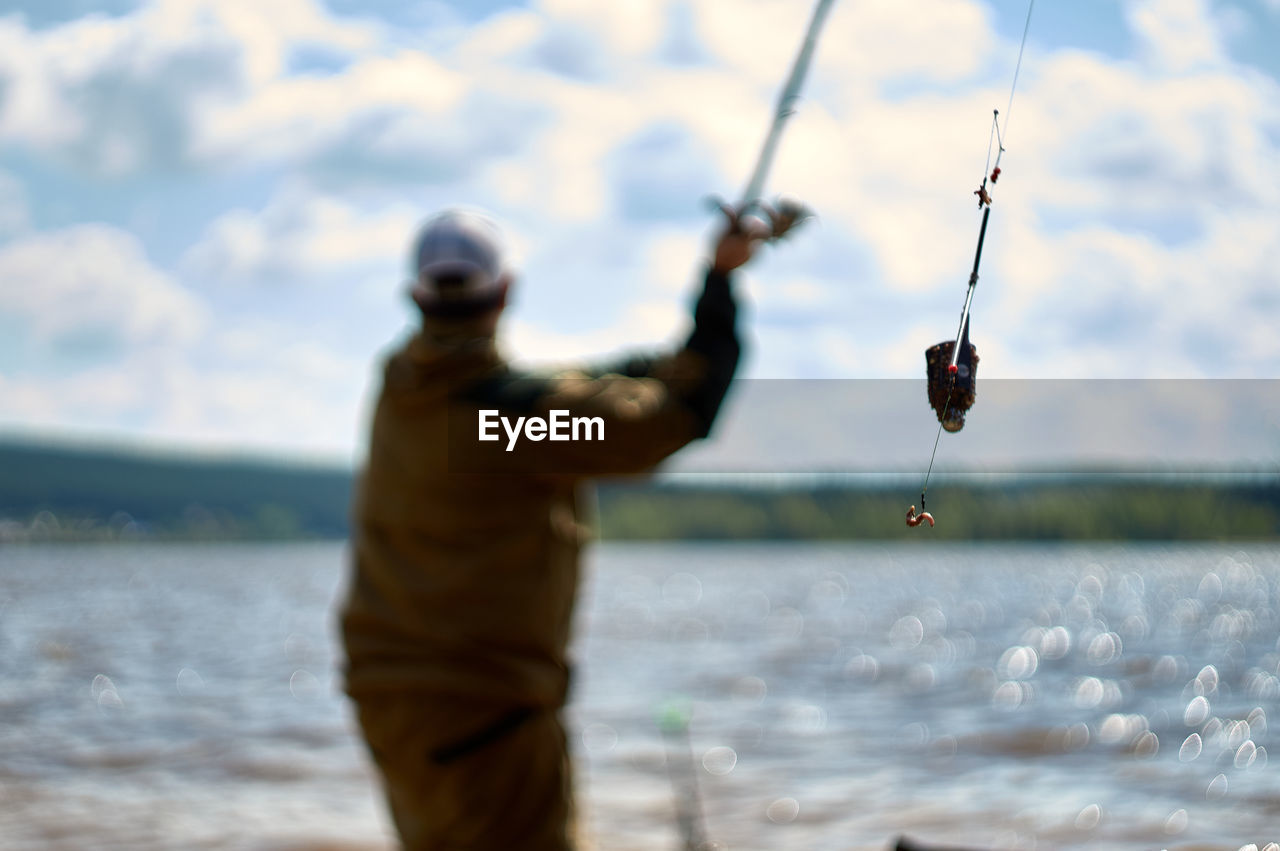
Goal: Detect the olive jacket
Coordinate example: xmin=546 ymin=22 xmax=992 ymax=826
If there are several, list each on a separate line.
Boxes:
xmin=341 ymin=268 xmax=741 ymax=709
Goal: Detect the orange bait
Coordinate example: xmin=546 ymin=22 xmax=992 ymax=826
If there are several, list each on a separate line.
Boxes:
xmin=906 ymin=505 xmax=935 ymax=528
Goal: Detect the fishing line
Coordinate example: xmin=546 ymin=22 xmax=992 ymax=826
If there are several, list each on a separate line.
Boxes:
xmin=980 ymin=0 xmax=1036 ymax=191
xmin=982 ymin=111 xmax=1000 ymax=184
xmin=913 ymin=0 xmax=1035 ymax=522
xmin=919 ymin=416 xmax=948 ymax=513
xmin=1000 ymin=0 xmax=1036 ymax=147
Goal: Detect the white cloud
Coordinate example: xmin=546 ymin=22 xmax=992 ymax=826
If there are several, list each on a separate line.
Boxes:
xmin=1129 ymin=0 xmax=1225 ymax=72
xmin=982 ymin=198 xmax=1280 ymax=379
xmin=1016 ymin=52 xmax=1280 ymax=218
xmin=451 ymin=9 xmax=543 ymax=68
xmin=17 ymin=0 xmax=1280 ymax=345
xmin=0 ymin=224 xmax=206 ymax=350
xmin=505 ymin=299 xmax=686 ymax=368
xmin=0 ymin=295 xmax=374 ymax=459
xmin=3 ymin=0 xmax=1280 ymax=459
xmin=536 ymin=0 xmax=667 ymax=59
xmin=642 ymin=230 xmax=703 ymax=296
xmin=182 ymin=187 xmax=418 ymax=284
xmin=0 ymin=348 xmax=370 ymax=459
xmin=0 ymin=218 xmax=375 ymax=457
xmin=0 ymin=0 xmax=381 ymax=175
xmin=0 ymin=169 xmax=29 ymax=234
xmin=792 ymin=0 xmax=991 ymax=88
xmin=195 ymin=49 xmax=471 ymax=168
xmin=144 ymin=343 xmax=368 ymax=455
xmin=0 ymin=11 xmax=235 ymax=173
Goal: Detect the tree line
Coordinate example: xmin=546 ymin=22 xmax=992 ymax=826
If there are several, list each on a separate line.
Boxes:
xmin=1 ymin=441 xmax=1276 ymax=542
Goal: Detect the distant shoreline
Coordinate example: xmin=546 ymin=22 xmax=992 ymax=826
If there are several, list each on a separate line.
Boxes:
xmin=2 ymin=439 xmax=1277 ymax=542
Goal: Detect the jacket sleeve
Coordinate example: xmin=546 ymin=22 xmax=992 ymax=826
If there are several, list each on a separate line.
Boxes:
xmin=452 ymin=267 xmax=743 ymax=478
xmin=579 ymin=267 xmax=742 ymax=436
xmin=679 ymin=267 xmax=740 ymax=437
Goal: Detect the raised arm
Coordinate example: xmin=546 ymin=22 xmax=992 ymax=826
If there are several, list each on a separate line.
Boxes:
xmin=453 ymin=215 xmax=775 ymax=478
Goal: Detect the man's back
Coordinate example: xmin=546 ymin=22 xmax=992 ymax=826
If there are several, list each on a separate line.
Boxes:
xmin=344 ymin=332 xmax=587 ymax=709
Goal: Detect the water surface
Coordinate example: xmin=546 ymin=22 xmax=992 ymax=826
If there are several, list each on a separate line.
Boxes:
xmin=2 ymin=541 xmax=1279 ymax=850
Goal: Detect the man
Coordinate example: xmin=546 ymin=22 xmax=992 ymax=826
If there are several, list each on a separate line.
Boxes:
xmin=341 ymin=206 xmax=785 ymax=850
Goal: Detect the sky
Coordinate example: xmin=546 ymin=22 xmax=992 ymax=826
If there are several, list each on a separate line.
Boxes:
xmin=0 ymin=0 xmax=1278 ymax=466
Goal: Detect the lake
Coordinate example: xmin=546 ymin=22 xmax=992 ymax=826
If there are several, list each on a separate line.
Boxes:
xmin=2 ymin=541 xmax=1278 ymax=850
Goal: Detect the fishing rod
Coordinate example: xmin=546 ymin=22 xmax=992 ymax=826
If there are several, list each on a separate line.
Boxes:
xmin=660 ymin=3 xmax=840 ymax=846
xmin=709 ymin=0 xmax=837 ymax=236
xmin=658 ymin=700 xmax=708 ymax=851
xmin=739 ymin=0 xmax=837 ymax=212
xmin=908 ymin=0 xmax=1036 ymax=529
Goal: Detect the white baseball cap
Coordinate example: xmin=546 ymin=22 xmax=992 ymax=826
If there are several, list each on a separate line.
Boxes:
xmin=411 ymin=209 xmax=507 ymax=314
